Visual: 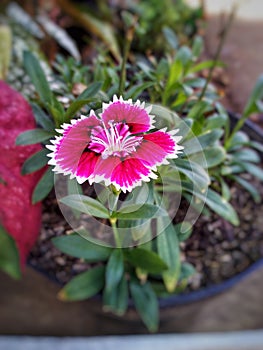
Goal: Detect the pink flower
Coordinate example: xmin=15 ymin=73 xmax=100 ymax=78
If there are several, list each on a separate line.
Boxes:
xmin=47 ymin=96 xmax=183 ymax=192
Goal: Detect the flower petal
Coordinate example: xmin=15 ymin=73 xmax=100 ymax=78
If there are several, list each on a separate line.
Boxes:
xmin=93 ymin=156 xmax=157 ymax=192
xmin=102 ymin=98 xmax=152 ymax=134
xmin=135 ymin=130 xmax=182 ymax=168
xmin=76 ymin=150 xmax=100 ymax=183
xmin=47 ymin=114 xmax=100 ymax=176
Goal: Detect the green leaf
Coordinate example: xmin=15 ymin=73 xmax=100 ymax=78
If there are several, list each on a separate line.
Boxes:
xmin=21 ymin=148 xmax=48 ymax=175
xmin=0 ymin=223 xmax=21 ymax=279
xmin=67 ymin=178 xmax=83 ymax=218
xmin=250 ymin=141 xmax=263 ymax=153
xmin=174 ymin=221 xmax=193 ymax=242
xmin=191 ymin=187 xmax=239 ymax=226
xmin=220 ymin=177 xmax=231 ymax=201
xmin=243 ymin=75 xmax=263 ymax=117
xmin=78 ymin=81 xmax=103 ymax=100
xmin=16 ymin=129 xmax=53 ymax=145
xmin=192 ymin=35 xmax=203 ymax=59
xmin=175 ymin=46 xmax=192 ymax=66
xmin=162 ymin=26 xmax=178 ymax=50
xmin=130 ymin=279 xmax=159 ymax=332
xmin=125 ymin=248 xmax=168 ymax=274
xmin=183 ymin=129 xmax=223 ymax=155
xmin=167 ymin=59 xmax=183 ymax=87
xmin=48 ymin=96 xmax=66 ymax=125
xmin=103 ymin=273 xmax=128 ymax=315
xmin=103 ymin=239 xmax=127 ymax=316
xmin=204 ymin=113 xmax=228 ymax=131
xmin=23 ymin=51 xmax=52 ymax=105
xmin=31 ymin=103 xmax=55 ymax=131
xmin=172 ymin=158 xmax=210 ymax=191
xmin=52 ymin=234 xmax=112 ymax=261
xmin=59 ymin=194 xmax=109 ymax=219
xmin=221 ymin=164 xmax=244 ymax=176
xmin=241 ymin=162 xmax=263 ymax=181
xmin=65 ymin=81 xmax=102 ymax=119
xmin=32 ymin=167 xmax=54 ymax=204
xmin=232 ymin=175 xmax=261 ymax=203
xmin=105 ymin=249 xmax=124 ymax=291
xmin=116 ymin=204 xmax=166 ymax=220
xmin=232 ymin=148 xmax=260 ymax=163
xmin=157 ymin=217 xmax=181 ymax=292
xmin=124 ymin=82 xmax=154 ymax=100
xmin=58 ymin=265 xmax=105 ymax=301
xmin=131 ymin=220 xmax=151 ymax=241
xmin=227 ymin=131 xmax=249 ymax=151
xmin=191 ymin=146 xmax=226 ymax=168
xmin=65 ymin=99 xmax=92 ymax=120
xmin=179 ymin=262 xmax=196 ymax=281
xmin=189 ymin=60 xmax=225 ymax=74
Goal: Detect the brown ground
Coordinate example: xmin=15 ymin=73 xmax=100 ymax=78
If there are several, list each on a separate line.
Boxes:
xmin=0 ymin=15 xmax=263 ymax=335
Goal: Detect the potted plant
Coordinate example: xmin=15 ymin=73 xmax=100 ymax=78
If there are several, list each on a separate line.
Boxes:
xmin=1 ymin=0 xmax=263 ymax=334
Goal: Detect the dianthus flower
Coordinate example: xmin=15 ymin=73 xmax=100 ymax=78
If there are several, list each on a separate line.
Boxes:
xmin=47 ymin=96 xmax=183 ymax=192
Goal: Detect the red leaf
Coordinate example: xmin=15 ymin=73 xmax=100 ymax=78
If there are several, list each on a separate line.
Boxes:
xmin=0 ymin=81 xmax=45 ymax=267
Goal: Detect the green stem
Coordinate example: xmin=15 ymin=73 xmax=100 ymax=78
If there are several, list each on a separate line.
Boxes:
xmin=109 ymin=187 xmax=122 ymax=247
xmin=118 ymin=24 xmax=135 ymax=96
xmin=225 ymin=112 xmax=247 ymax=149
xmin=110 ymin=217 xmax=122 ymax=248
xmin=198 ymin=5 xmax=236 ymax=101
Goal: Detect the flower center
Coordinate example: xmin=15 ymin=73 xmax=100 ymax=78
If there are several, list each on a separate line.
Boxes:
xmin=89 ymin=121 xmax=142 ymax=159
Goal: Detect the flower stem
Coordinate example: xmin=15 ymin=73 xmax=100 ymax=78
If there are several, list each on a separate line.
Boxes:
xmin=110 ymin=217 xmax=122 ymax=248
xmin=198 ymin=5 xmax=236 ymax=101
xmin=109 ymin=187 xmax=122 ymax=247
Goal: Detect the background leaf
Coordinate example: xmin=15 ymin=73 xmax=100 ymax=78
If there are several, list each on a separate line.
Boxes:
xmin=23 ymin=51 xmax=52 ymax=105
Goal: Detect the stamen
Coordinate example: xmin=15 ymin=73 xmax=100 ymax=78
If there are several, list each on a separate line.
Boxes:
xmin=89 ymin=122 xmax=142 ymax=158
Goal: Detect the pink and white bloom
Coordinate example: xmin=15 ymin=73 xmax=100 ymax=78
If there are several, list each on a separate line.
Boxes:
xmin=47 ymin=96 xmax=183 ymax=192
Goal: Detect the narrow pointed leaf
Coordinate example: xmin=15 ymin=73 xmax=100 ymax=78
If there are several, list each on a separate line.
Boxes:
xmin=157 ymin=217 xmax=181 ymax=292
xmin=58 ymin=265 xmax=105 ymax=301
xmin=60 ymin=194 xmax=109 ymax=219
xmin=16 ymin=129 xmax=53 ymax=145
xmin=52 ymin=234 xmax=112 ymax=261
xmin=116 ymin=204 xmax=166 ymax=220
xmin=23 ymin=51 xmax=52 ymax=105
xmin=32 ymin=167 xmax=54 ymax=204
xmin=103 ymin=273 xmax=128 ymax=315
xmin=130 ymin=279 xmax=159 ymax=332
xmin=21 ymin=148 xmax=48 ymax=175
xmin=125 ymin=248 xmax=167 ymax=274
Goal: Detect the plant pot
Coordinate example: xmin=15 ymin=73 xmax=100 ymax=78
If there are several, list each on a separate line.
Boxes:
xmin=1 ymin=114 xmax=263 ymax=336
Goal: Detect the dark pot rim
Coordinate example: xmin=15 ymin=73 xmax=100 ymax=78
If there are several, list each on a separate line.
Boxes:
xmin=28 ymin=112 xmax=263 ymax=308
